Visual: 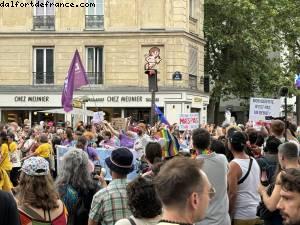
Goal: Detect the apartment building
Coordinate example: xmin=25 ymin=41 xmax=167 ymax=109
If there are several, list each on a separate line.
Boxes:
xmin=0 ymin=0 xmax=209 ymax=125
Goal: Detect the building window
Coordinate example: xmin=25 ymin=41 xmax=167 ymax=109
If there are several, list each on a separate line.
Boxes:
xmin=33 ymin=48 xmax=54 ymax=85
xmin=188 ymin=46 xmax=198 ymax=89
xmin=189 ymin=75 xmax=197 ymax=89
xmin=33 ymin=0 xmax=55 ymax=30
xmin=85 ymin=0 xmax=104 ymax=30
xmin=86 ymin=47 xmax=103 ymax=84
xmin=189 ymin=0 xmax=195 ymax=18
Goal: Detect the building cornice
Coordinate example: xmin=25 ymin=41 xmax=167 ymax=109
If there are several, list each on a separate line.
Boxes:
xmin=0 ymin=30 xmax=206 ymax=45
xmin=0 ymin=85 xmax=206 ymax=96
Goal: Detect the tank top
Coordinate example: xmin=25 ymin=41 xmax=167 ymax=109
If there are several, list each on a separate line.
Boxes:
xmin=232 ymin=157 xmax=261 ymax=220
xmin=19 ymin=205 xmax=68 ymax=225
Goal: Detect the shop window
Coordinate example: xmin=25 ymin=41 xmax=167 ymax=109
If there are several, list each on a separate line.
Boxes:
xmin=86 ymin=47 xmax=103 ymax=84
xmin=33 ymin=48 xmax=54 ymax=85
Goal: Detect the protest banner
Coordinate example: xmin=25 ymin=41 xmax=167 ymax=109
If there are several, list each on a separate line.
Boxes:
xmin=56 ymin=145 xmax=138 ymax=181
xmin=178 ymin=113 xmax=200 ymax=131
xmin=111 ymin=118 xmax=126 ymax=130
xmin=92 ymin=111 xmax=105 ymax=124
xmin=249 ymin=97 xmax=281 ymax=126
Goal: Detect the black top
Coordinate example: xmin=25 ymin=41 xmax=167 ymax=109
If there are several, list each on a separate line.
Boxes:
xmin=0 ymin=190 xmax=21 ymax=225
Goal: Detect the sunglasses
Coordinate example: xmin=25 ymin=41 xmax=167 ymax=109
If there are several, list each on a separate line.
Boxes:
xmin=208 ymin=186 xmax=216 ymax=200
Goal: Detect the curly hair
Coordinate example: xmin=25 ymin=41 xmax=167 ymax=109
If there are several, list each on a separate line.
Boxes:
xmin=16 ymin=173 xmax=59 ymax=210
xmin=55 ymin=148 xmax=94 ymax=191
xmin=127 ymin=176 xmax=162 ymax=218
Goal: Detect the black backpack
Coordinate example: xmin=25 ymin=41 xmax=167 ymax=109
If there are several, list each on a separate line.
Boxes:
xmin=257 ymin=157 xmax=277 ymax=186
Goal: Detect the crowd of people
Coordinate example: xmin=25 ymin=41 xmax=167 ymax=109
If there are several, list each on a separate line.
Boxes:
xmin=0 ymin=117 xmax=300 ymax=225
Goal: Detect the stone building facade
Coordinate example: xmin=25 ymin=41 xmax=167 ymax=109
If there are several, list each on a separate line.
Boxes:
xmin=0 ymin=0 xmax=209 ymax=125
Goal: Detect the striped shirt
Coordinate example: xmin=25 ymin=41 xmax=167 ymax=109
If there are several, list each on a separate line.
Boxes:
xmin=89 ymin=178 xmax=130 ymax=225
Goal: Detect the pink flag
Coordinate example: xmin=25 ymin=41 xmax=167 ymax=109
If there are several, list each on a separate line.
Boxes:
xmin=61 ymin=50 xmax=89 ymax=112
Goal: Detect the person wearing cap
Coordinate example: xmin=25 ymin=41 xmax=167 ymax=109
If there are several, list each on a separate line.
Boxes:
xmin=227 ymin=131 xmax=261 ymax=225
xmin=16 ymin=157 xmax=67 ymax=225
xmin=88 ymin=148 xmax=134 ymax=225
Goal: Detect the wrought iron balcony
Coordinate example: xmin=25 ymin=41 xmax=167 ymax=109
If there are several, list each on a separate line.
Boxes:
xmin=33 ymin=72 xmax=54 ymax=85
xmin=85 ymin=15 xmax=104 ymax=30
xmin=87 ymin=72 xmax=103 ymax=85
xmin=33 ymin=15 xmax=55 ymax=30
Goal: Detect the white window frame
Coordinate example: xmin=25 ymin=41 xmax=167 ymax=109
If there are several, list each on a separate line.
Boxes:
xmin=85 ymin=47 xmax=103 ymax=84
xmin=34 ymin=0 xmax=55 ymax=16
xmin=33 ymin=47 xmax=54 ymax=84
xmin=85 ymin=0 xmax=104 ymax=15
xmin=189 ymin=0 xmax=195 ymax=18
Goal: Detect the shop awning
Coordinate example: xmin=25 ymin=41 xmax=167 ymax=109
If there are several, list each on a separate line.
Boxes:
xmin=39 ymin=108 xmax=94 ymax=117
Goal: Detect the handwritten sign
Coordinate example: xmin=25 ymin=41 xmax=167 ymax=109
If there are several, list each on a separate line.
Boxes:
xmin=178 ymin=113 xmax=200 ymax=131
xmin=249 ymin=97 xmax=281 ymax=125
xmin=111 ymin=118 xmax=126 ymax=130
xmin=92 ymin=111 xmax=105 ymax=124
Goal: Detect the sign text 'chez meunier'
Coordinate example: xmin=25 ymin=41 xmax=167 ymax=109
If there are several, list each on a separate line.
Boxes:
xmin=14 ymin=95 xmax=159 ymax=103
xmin=88 ymin=96 xmax=159 ymax=102
xmin=14 ymin=96 xmax=50 ymax=102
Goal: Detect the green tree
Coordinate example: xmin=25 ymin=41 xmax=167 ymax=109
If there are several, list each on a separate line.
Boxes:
xmin=204 ymin=0 xmax=300 ymax=124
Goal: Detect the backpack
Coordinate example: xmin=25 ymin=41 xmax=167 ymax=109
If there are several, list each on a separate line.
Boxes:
xmin=62 ymin=185 xmax=97 ymax=225
xmin=256 ymin=157 xmax=277 ymax=186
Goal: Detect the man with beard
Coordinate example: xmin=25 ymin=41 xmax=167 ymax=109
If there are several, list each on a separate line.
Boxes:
xmin=277 ymin=168 xmax=300 ymax=225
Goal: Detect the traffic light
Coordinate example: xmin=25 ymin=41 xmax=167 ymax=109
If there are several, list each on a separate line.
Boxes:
xmin=204 ymin=76 xmax=210 ymax=92
xmin=146 ymin=69 xmax=158 ymax=92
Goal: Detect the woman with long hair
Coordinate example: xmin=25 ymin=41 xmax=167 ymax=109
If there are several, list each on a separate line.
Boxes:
xmin=55 ymin=148 xmax=104 ymax=225
xmin=16 ymin=157 xmax=67 ymax=225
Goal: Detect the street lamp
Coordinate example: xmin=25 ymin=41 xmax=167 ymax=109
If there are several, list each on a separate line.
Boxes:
xmin=279 ymin=86 xmax=289 ymax=142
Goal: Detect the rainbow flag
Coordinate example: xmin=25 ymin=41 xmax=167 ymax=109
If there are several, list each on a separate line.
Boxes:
xmin=157 ymin=128 xmax=179 ymax=158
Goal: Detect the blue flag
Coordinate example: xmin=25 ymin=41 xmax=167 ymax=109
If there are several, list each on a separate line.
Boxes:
xmin=155 ymin=104 xmax=170 ymax=125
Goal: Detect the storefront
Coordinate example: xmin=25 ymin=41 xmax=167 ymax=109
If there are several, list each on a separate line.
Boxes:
xmin=0 ymin=91 xmax=209 ymax=126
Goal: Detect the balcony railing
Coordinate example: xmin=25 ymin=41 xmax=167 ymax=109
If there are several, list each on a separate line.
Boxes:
xmin=87 ymin=72 xmax=103 ymax=85
xmin=33 ymin=15 xmax=55 ymax=30
xmin=33 ymin=72 xmax=54 ymax=85
xmin=85 ymin=15 xmax=104 ymax=30
xmin=189 ymin=74 xmax=197 ymax=89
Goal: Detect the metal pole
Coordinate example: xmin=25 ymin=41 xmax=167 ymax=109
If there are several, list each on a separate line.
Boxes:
xmin=285 ymin=96 xmax=288 ymax=142
xmin=150 ymin=91 xmax=156 ymax=126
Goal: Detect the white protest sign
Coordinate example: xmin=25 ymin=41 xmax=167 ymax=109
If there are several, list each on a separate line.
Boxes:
xmin=178 ymin=113 xmax=200 ymax=131
xmin=249 ymin=97 xmax=281 ymax=124
xmin=92 ymin=111 xmax=105 ymax=124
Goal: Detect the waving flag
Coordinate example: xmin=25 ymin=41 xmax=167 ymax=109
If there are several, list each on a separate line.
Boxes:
xmin=157 ymin=128 xmax=179 ymax=158
xmin=154 ymin=104 xmax=170 ymax=125
xmin=61 ymin=50 xmax=89 ymax=112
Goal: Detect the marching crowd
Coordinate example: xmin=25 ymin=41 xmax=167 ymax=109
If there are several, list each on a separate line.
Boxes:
xmin=0 ymin=118 xmax=300 ymax=225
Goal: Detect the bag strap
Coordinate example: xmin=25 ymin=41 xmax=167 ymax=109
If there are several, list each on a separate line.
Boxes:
xmin=238 ymin=158 xmax=253 ymax=185
xmin=128 ymin=217 xmax=137 ymax=225
xmin=19 ymin=205 xmax=45 ymax=221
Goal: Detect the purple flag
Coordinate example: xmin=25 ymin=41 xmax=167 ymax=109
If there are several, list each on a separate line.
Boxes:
xmin=61 ymin=50 xmax=89 ymax=112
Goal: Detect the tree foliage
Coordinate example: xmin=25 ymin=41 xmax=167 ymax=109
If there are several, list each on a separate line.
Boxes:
xmin=204 ymin=0 xmax=300 ymax=104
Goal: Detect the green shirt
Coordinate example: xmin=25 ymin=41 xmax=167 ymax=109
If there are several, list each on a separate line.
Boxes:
xmin=89 ymin=178 xmax=130 ymax=225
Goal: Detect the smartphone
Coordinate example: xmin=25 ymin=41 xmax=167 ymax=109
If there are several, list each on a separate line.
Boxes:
xmin=93 ymin=165 xmax=102 ymax=180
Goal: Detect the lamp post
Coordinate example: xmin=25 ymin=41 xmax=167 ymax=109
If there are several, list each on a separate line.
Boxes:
xmin=279 ymin=86 xmax=289 ymax=142
xmin=145 ymin=69 xmax=158 ymax=126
